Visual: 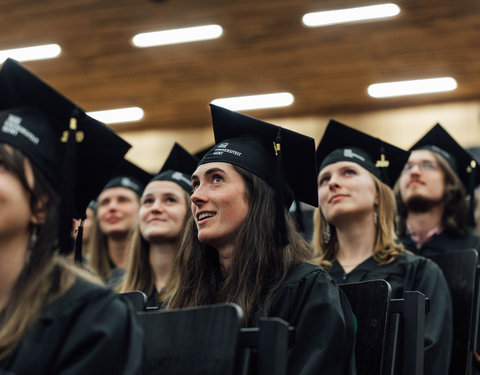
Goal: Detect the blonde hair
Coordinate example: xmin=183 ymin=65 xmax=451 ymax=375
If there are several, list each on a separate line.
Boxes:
xmin=119 ymin=189 xmax=192 ymax=301
xmin=86 ymin=212 xmax=137 ymax=279
xmin=313 ymin=173 xmax=403 ymax=269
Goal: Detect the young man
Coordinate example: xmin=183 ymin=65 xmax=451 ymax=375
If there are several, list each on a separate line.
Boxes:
xmin=395 ymin=123 xmax=480 ymax=255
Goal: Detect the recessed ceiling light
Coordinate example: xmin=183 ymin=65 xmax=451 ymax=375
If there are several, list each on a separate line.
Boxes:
xmin=211 ymin=92 xmax=294 ymax=111
xmin=0 ymin=44 xmax=61 ymax=63
xmin=302 ymin=3 xmax=400 ymax=27
xmin=87 ymin=107 xmax=144 ymax=124
xmin=367 ymin=77 xmax=457 ymax=98
xmin=132 ymin=25 xmax=223 ymax=47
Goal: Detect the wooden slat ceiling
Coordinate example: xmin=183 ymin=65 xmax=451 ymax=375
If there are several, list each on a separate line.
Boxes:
xmin=1 ymin=0 xmax=479 ymax=132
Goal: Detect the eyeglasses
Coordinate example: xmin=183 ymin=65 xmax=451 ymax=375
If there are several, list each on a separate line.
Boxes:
xmin=402 ymin=161 xmax=439 ymax=174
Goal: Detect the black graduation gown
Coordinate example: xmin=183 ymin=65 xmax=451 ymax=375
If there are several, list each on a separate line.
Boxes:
xmin=266 ymin=262 xmax=357 ymax=375
xmin=146 ymin=287 xmax=163 ymax=309
xmin=104 ymin=266 xmax=126 ymax=289
xmin=329 ymin=253 xmax=452 ymax=375
xmin=399 ymin=230 xmax=480 ymax=257
xmin=0 ymin=277 xmax=143 ymax=375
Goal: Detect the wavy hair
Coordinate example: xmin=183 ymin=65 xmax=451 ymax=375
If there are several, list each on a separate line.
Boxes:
xmin=167 ymin=166 xmax=313 ymax=325
xmin=313 ymin=172 xmax=403 ymax=269
xmin=119 ymin=188 xmax=192 ymax=301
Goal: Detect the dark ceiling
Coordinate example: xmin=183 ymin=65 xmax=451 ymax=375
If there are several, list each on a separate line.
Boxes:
xmin=2 ymin=0 xmax=479 ymax=132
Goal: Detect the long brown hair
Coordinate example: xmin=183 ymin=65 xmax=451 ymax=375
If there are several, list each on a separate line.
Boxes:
xmin=119 ymin=189 xmax=192 ymax=299
xmin=395 ymin=151 xmax=468 ymax=236
xmin=167 ymin=166 xmax=312 ymax=325
xmin=313 ymin=172 xmax=403 ymax=268
xmin=0 ymin=144 xmax=76 ymax=360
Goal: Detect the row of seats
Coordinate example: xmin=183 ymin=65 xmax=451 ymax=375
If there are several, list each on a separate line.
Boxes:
xmin=121 ymin=249 xmax=480 ymax=375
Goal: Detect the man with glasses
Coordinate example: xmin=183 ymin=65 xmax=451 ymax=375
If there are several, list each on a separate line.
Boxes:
xmin=394 ymin=124 xmax=480 ymax=255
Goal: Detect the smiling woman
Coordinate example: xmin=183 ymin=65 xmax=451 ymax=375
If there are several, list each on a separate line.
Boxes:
xmin=119 ymin=143 xmax=197 ymax=307
xmin=168 ymin=105 xmax=357 ymax=375
xmin=86 ymin=161 xmax=151 ymax=288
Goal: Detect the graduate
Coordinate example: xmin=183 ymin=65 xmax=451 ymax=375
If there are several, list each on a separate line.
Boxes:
xmin=0 ymin=59 xmax=143 ymax=374
xmin=168 ymin=105 xmax=357 ymax=375
xmin=119 ymin=143 xmax=197 ymax=307
xmin=395 ymin=123 xmax=480 ymax=255
xmin=313 ymin=120 xmax=452 ymax=375
xmin=86 ymin=160 xmax=152 ymax=288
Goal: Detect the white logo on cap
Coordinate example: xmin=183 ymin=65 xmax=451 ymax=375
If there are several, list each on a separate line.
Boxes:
xmin=1 ymin=114 xmax=40 ymax=145
xmin=172 ymin=172 xmax=192 ymax=186
xmin=121 ymin=177 xmax=140 ymax=191
xmin=344 ymin=149 xmax=365 ymax=162
xmin=217 ymin=143 xmax=229 ymax=148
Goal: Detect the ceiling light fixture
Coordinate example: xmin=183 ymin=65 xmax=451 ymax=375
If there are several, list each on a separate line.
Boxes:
xmin=367 ymin=77 xmax=457 ymax=98
xmin=302 ymin=3 xmax=400 ymax=27
xmin=211 ymin=92 xmax=294 ymax=111
xmin=132 ymin=25 xmax=223 ymax=47
xmin=87 ymin=107 xmax=144 ymax=124
xmin=0 ymin=44 xmax=61 ymax=63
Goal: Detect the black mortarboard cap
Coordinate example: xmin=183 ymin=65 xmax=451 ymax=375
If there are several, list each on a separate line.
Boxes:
xmin=150 ymin=142 xmax=198 ymax=193
xmin=0 ymin=58 xmax=131 ymax=255
xmin=410 ymin=123 xmax=480 ymax=226
xmin=102 ymin=159 xmax=153 ymax=197
xmin=199 ymin=104 xmax=318 ymax=247
xmin=316 ymin=119 xmax=410 ymax=188
xmin=410 ymin=123 xmax=480 ymax=189
xmin=193 ymin=144 xmax=214 ymax=160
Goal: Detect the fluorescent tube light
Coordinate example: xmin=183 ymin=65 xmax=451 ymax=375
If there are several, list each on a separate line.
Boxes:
xmin=0 ymin=44 xmax=61 ymax=63
xmin=302 ymin=3 xmax=400 ymax=27
xmin=367 ymin=77 xmax=457 ymax=98
xmin=211 ymin=92 xmax=294 ymax=111
xmin=87 ymin=107 xmax=144 ymax=124
xmin=132 ymin=25 xmax=223 ymax=47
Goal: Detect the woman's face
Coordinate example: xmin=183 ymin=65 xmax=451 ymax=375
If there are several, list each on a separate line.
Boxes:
xmin=190 ymin=162 xmax=249 ymax=251
xmin=97 ymin=187 xmax=139 ymax=237
xmin=0 ymin=152 xmax=37 ymax=243
xmin=318 ymin=161 xmax=378 ymax=226
xmin=139 ymin=180 xmax=188 ymax=243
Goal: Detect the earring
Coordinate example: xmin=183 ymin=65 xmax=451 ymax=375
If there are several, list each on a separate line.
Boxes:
xmin=26 ymin=225 xmax=39 ymax=265
xmin=374 ymin=211 xmax=378 ymax=225
xmin=323 ymin=224 xmax=331 ymax=244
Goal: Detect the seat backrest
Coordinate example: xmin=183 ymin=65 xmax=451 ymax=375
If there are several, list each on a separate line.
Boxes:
xmin=427 ymin=249 xmax=479 ymax=375
xmin=237 ymin=318 xmax=291 ymax=375
xmin=339 ymin=279 xmax=391 ymax=375
xmin=386 ymin=291 xmax=427 ymax=375
xmin=137 ymin=303 xmax=243 ymax=375
xmin=119 ymin=291 xmax=148 ymax=311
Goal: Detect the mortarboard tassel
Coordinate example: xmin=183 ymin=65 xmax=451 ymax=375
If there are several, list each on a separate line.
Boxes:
xmin=376 ymin=143 xmax=390 ymax=186
xmin=74 ymin=217 xmax=85 ymax=264
xmin=58 ymin=112 xmax=82 ymax=255
xmin=467 ymin=160 xmax=477 ymax=227
xmin=273 ymin=128 xmax=289 ymax=248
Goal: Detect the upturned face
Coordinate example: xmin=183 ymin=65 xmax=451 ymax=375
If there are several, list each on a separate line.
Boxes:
xmin=318 ymin=161 xmax=378 ymax=226
xmin=398 ymin=149 xmax=445 ymax=205
xmin=190 ymin=162 xmax=249 ymax=251
xmin=139 ymin=180 xmax=188 ymax=243
xmin=97 ymin=187 xmax=139 ymax=237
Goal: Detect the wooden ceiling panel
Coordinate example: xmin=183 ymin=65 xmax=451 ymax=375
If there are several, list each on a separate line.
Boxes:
xmin=0 ymin=0 xmax=478 ymax=131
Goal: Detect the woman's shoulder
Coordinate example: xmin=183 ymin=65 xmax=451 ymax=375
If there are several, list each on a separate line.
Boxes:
xmin=280 ymin=261 xmax=333 ymax=287
xmin=391 ymin=251 xmax=439 ymax=270
xmin=42 ymin=274 xmax=126 ymax=321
